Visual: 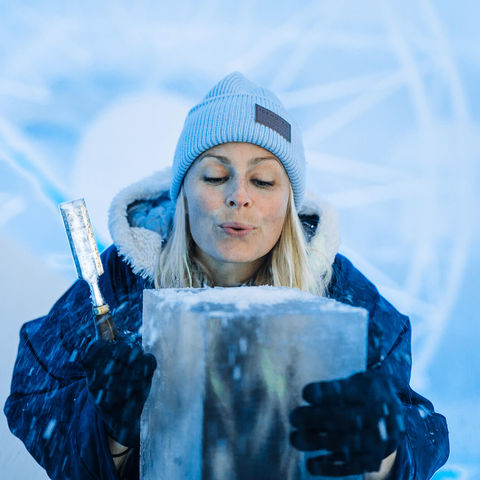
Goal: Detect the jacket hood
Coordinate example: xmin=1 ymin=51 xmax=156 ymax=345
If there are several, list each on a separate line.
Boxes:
xmin=108 ymin=168 xmax=340 ymax=282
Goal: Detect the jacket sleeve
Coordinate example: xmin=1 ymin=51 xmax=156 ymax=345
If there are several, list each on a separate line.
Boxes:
xmin=3 ymin=245 xmax=144 ymax=480
xmin=329 ymin=254 xmax=449 ymax=479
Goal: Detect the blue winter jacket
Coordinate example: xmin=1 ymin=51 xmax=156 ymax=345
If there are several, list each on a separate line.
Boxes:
xmin=4 ymin=172 xmax=449 ymax=479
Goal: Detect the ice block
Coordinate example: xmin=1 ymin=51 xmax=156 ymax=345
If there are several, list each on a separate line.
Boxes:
xmin=141 ymin=286 xmax=368 ymax=480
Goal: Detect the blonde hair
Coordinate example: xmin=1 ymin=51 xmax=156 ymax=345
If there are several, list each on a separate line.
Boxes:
xmin=154 ymin=186 xmax=332 ymax=295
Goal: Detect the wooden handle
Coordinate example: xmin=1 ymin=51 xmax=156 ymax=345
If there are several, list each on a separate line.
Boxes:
xmin=95 ymin=310 xmax=118 ymax=341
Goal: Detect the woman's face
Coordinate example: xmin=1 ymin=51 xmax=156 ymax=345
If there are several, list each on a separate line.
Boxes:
xmin=183 ymin=142 xmax=290 ymax=270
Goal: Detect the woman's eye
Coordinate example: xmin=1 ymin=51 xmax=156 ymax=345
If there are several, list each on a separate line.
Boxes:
xmin=203 ymin=176 xmax=227 ymax=184
xmin=253 ymin=179 xmax=274 ymax=188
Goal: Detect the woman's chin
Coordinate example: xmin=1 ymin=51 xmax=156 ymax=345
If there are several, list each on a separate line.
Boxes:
xmin=214 ymin=249 xmax=266 ymax=266
xmin=218 ymin=255 xmax=260 ymax=265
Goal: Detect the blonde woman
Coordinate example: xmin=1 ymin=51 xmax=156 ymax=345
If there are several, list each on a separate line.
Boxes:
xmin=5 ymin=73 xmax=448 ymax=480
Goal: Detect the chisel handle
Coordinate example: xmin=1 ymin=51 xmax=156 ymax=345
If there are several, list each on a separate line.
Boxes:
xmin=94 ymin=306 xmax=118 ymax=341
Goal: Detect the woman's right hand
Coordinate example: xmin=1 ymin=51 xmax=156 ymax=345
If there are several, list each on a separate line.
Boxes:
xmin=80 ymin=335 xmax=157 ymax=448
xmin=289 ymin=369 xmax=405 ymax=477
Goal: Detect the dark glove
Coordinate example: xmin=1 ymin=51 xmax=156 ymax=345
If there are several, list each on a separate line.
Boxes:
xmin=81 ymin=335 xmax=157 ymax=447
xmin=290 ymin=369 xmax=406 ymax=476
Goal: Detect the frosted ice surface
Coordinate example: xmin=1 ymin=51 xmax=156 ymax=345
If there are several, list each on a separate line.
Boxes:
xmin=141 ymin=286 xmax=368 ymax=480
xmin=141 ymin=286 xmax=366 ymax=346
xmin=145 ymin=285 xmax=362 ymax=310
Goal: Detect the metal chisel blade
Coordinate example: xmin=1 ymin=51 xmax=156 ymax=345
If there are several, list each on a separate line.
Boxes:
xmin=59 ymin=198 xmax=104 ymax=285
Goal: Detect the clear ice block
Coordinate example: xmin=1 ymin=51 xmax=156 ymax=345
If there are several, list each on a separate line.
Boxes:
xmin=141 ymin=286 xmax=368 ymax=480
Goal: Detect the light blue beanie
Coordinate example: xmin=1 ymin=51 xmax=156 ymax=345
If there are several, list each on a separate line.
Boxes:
xmin=170 ymin=72 xmax=306 ymax=209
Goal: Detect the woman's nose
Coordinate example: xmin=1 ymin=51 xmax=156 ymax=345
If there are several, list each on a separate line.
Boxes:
xmin=226 ymin=180 xmax=251 ymax=208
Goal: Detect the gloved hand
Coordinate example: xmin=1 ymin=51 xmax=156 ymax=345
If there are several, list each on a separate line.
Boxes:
xmin=289 ymin=369 xmax=406 ymax=476
xmin=81 ymin=335 xmax=157 ymax=447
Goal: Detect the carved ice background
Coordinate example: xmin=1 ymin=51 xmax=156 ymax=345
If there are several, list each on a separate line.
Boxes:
xmin=0 ymin=1 xmax=478 ymax=478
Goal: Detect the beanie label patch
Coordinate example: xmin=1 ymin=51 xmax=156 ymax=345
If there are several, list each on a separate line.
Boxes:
xmin=255 ymin=104 xmax=291 ymax=142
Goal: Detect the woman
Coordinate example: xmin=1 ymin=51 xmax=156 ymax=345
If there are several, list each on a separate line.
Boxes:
xmin=4 ymin=72 xmax=448 ymax=479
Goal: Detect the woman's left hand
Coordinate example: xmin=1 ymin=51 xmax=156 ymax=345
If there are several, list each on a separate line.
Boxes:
xmin=289 ymin=369 xmax=406 ymax=477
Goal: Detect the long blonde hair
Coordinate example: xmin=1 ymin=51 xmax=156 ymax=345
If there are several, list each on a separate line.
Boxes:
xmin=154 ymin=186 xmax=331 ymax=295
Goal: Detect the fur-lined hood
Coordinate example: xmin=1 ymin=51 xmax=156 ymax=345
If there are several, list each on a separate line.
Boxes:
xmin=108 ymin=168 xmax=340 ymax=283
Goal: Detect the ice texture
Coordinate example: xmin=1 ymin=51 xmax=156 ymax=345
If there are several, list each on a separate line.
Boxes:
xmin=141 ymin=286 xmax=368 ymax=480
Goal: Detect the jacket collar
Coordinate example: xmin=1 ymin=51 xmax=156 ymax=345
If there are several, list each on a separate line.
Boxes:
xmin=108 ymin=168 xmax=340 ymax=282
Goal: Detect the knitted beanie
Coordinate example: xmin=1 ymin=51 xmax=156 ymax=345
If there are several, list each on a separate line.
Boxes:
xmin=170 ymin=72 xmax=306 ymax=209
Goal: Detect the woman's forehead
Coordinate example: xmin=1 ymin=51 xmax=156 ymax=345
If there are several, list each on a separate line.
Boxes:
xmin=206 ymin=142 xmax=271 ymax=154
xmin=196 ymin=143 xmax=282 ymax=168
xmin=198 ymin=155 xmax=280 ymax=167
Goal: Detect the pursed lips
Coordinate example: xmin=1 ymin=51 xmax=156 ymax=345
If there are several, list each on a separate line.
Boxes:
xmin=219 ymin=222 xmax=256 ymax=237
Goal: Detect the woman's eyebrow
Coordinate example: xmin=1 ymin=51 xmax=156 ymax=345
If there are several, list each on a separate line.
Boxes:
xmin=249 ymin=156 xmax=278 ymax=165
xmin=197 ymin=154 xmax=230 ymax=164
xmin=198 ymin=154 xmax=278 ymax=165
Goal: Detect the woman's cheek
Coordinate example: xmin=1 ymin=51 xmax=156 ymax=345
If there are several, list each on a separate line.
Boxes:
xmin=268 ymin=196 xmax=288 ymax=223
xmin=198 ymin=190 xmax=223 ymax=214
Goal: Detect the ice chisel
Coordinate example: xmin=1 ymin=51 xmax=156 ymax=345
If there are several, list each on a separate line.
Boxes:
xmin=59 ymin=198 xmax=118 ymax=341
